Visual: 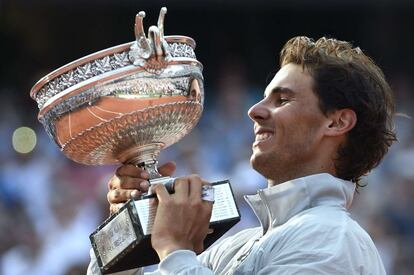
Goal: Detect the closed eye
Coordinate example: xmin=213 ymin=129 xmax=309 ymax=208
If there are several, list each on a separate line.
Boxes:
xmin=276 ymin=97 xmax=290 ymax=105
xmin=263 ymin=86 xmax=295 ymax=106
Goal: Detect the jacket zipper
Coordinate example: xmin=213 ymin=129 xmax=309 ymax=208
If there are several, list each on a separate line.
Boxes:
xmin=232 ymin=190 xmax=274 ymax=268
xmin=258 ymin=189 xmax=275 ymax=234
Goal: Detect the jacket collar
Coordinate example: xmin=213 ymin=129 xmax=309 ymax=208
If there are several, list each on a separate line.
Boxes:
xmin=244 ymin=173 xmax=355 ymax=234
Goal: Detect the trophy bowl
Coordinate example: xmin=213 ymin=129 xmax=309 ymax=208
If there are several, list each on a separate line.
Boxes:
xmin=30 ymin=7 xmax=204 ymax=172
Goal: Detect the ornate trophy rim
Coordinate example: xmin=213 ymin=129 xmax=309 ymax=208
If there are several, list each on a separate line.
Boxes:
xmin=36 ymin=59 xmax=202 ymax=120
xmin=30 ymin=35 xmax=201 ymax=118
xmin=30 ymin=35 xmax=196 ymax=100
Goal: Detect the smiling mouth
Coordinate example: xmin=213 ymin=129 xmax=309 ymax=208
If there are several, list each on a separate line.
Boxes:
xmin=255 ymin=132 xmax=273 ymax=142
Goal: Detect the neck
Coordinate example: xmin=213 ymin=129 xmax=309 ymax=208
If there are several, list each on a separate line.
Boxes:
xmin=267 ymin=161 xmax=336 ymax=187
xmin=263 ymin=139 xmax=343 ymax=187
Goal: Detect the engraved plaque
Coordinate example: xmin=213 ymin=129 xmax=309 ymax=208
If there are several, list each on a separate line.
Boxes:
xmin=93 ymin=209 xmax=137 ymax=267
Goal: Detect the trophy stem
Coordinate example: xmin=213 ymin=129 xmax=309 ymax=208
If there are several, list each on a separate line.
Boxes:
xmin=137 ymin=160 xmax=162 ymax=179
xmin=118 ymin=143 xmax=164 ymax=179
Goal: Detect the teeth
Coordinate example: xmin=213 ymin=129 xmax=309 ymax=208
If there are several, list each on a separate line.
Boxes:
xmin=255 ymin=132 xmax=273 ymax=141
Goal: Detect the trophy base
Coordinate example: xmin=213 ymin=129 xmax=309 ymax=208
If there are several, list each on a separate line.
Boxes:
xmin=90 ymin=180 xmax=240 ymax=274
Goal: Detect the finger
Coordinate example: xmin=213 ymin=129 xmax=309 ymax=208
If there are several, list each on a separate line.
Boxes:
xmin=130 ymin=189 xmax=141 ymax=199
xmin=108 ymin=175 xmax=119 ymax=190
xmin=138 ymin=180 xmax=150 ymax=192
xmin=158 ymin=162 xmax=176 ymax=177
xmin=107 ymin=188 xmax=141 ymax=203
xmin=109 ymin=175 xmax=149 ymax=192
xmin=174 ymin=177 xmax=190 ymax=201
xmin=202 ymin=201 xmax=214 ymax=223
xmin=109 ymin=203 xmax=124 ymax=215
xmin=151 ymin=184 xmax=170 ymax=203
xmin=188 ymin=175 xmax=203 ymax=202
xmin=118 ymin=176 xmax=149 ymax=191
xmin=116 ymin=164 xmax=149 ymax=179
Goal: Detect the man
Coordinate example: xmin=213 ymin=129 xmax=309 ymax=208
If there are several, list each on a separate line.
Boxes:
xmin=88 ymin=36 xmax=396 ymax=274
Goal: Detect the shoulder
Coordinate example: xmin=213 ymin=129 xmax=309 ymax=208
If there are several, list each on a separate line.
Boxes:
xmin=288 ymin=205 xmax=371 ymax=243
xmin=273 ymin=205 xmax=373 ymax=250
xmin=261 ymin=206 xmax=385 ymax=274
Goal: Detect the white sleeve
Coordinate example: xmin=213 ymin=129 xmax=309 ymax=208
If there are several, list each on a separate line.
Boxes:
xmin=87 ymin=249 xmax=143 ymax=275
xmin=158 ymin=250 xmax=213 ymax=275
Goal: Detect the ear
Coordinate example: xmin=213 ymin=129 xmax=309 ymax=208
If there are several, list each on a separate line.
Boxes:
xmin=324 ymin=108 xmax=357 ymax=137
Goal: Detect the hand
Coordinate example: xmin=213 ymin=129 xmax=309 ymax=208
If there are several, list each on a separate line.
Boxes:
xmin=107 ymin=162 xmax=176 ymax=214
xmin=150 ymin=175 xmax=213 ymax=260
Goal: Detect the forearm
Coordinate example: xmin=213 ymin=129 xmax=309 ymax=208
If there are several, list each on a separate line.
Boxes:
xmin=159 ymin=250 xmax=213 ymax=275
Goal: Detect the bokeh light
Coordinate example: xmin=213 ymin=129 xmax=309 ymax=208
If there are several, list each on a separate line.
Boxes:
xmin=12 ymin=126 xmax=37 ymax=154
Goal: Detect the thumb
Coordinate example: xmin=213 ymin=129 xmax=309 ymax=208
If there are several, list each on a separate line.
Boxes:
xmin=158 ymin=162 xmax=176 ymax=177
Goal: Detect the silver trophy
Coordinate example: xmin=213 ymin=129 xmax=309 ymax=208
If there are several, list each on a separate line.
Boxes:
xmin=30 ymin=7 xmax=240 ymax=274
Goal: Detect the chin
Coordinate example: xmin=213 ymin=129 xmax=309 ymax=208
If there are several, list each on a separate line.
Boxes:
xmin=250 ymin=152 xmax=283 ymax=181
xmin=250 ymin=153 xmax=268 ymax=177
xmin=250 ymin=152 xmax=259 ymax=168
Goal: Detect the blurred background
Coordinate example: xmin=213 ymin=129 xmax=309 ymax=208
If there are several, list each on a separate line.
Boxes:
xmin=1 ymin=0 xmax=413 ymax=274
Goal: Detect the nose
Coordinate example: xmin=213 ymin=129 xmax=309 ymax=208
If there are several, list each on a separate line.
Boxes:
xmin=248 ymin=99 xmax=270 ymax=122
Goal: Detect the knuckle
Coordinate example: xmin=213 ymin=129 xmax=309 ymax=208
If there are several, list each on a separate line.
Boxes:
xmin=111 ymin=176 xmax=121 ymax=188
xmin=111 ymin=189 xmax=120 ymax=200
xmin=189 ymin=174 xmax=201 ymax=181
xmin=173 ymin=179 xmax=186 ymax=188
xmin=189 ymin=201 xmax=198 ymax=208
xmin=189 ymin=200 xmax=202 ymax=211
xmin=139 ymin=180 xmax=149 ymax=191
xmin=176 ymin=198 xmax=187 ymax=207
xmin=130 ymin=189 xmax=141 ymax=199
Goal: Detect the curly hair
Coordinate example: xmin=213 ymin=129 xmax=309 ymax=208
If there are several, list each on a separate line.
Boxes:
xmin=280 ymin=36 xmax=397 ymax=188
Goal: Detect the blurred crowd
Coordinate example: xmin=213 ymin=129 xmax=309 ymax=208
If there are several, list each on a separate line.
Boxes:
xmin=1 ymin=1 xmax=414 ymax=275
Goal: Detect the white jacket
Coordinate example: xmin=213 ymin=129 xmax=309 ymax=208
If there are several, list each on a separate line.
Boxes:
xmin=88 ymin=173 xmax=386 ymax=275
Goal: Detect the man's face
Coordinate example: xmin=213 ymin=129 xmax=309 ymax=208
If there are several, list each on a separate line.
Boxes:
xmin=248 ymin=63 xmax=330 ymax=183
